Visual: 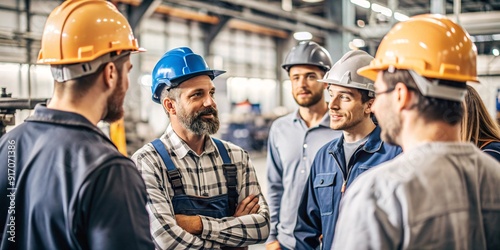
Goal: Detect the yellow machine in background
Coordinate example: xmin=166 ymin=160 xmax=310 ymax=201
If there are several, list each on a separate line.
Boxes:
xmin=110 ymin=118 xmax=128 ymax=156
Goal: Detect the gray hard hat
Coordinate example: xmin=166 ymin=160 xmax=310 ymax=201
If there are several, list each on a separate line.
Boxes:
xmin=319 ymin=50 xmax=374 ymax=95
xmin=281 ymin=41 xmax=333 ymax=72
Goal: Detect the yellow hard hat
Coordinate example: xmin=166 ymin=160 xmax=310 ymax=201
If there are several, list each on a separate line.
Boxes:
xmin=358 ymin=14 xmax=478 ymax=83
xmin=38 ymin=0 xmax=142 ymax=65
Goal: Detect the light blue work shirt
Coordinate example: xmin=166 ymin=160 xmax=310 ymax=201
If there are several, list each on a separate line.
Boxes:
xmin=266 ymin=109 xmax=342 ymax=249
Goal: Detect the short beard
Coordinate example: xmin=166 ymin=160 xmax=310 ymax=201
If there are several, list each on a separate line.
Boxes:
xmin=103 ymin=74 xmax=125 ymax=123
xmin=380 ymin=114 xmax=401 ymax=146
xmin=179 ymin=106 xmax=220 ymax=135
xmin=293 ymin=90 xmax=323 ymax=107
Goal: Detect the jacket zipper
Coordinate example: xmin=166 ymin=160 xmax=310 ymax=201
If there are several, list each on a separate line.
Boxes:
xmin=330 ymin=146 xmax=362 ymax=196
xmin=329 ymin=152 xmax=347 ymax=196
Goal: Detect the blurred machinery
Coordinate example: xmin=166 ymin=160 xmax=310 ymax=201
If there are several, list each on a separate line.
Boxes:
xmin=0 ymin=88 xmax=48 ymax=137
xmin=109 ymin=118 xmax=128 ymax=156
xmin=0 ymin=87 xmax=129 ymax=156
xmin=220 ymin=100 xmax=274 ymax=152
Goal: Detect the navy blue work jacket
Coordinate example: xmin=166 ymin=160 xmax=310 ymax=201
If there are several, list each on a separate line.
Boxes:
xmin=0 ymin=105 xmax=153 ymax=250
xmin=294 ymin=126 xmax=402 ymax=250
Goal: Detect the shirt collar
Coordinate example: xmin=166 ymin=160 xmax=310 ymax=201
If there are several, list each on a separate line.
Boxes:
xmin=291 ymin=108 xmax=331 ymax=128
xmin=330 ymin=125 xmax=383 ymax=153
xmin=162 ymin=124 xmax=217 ymax=159
xmin=25 ymin=104 xmax=106 ymax=137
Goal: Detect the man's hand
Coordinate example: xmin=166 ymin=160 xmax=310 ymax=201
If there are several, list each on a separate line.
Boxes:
xmin=175 ymin=214 xmax=202 ymax=235
xmin=233 ymin=195 xmax=260 ymax=217
xmin=265 ymin=240 xmax=281 ymax=250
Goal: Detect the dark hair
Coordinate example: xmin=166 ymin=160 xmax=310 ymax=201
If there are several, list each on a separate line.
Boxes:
xmin=382 ymin=69 xmax=464 ymax=125
xmin=358 ymin=89 xmax=373 ymax=104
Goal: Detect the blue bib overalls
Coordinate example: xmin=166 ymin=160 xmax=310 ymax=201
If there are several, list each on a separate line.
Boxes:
xmin=151 ymin=138 xmax=238 ymax=218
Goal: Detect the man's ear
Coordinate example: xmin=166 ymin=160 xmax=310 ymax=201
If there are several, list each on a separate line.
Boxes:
xmin=102 ymin=62 xmax=117 ymax=90
xmin=163 ymin=97 xmax=176 ymax=115
xmin=364 ymin=98 xmax=375 ymax=114
xmin=394 ymin=82 xmax=414 ymax=110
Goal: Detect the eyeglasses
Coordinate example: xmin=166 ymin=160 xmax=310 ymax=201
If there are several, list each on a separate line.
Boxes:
xmin=374 ymin=88 xmax=395 ymax=97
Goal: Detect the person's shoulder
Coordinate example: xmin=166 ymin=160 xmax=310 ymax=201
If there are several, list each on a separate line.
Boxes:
xmin=269 ymin=112 xmax=295 ymax=127
xmin=318 ymin=137 xmax=340 ymax=152
xmin=213 ymin=138 xmax=251 ymax=163
xmin=482 ymin=141 xmax=500 ymax=155
xmin=356 ymin=156 xmax=406 ymax=184
xmin=381 ymin=142 xmax=403 ymax=154
xmin=345 ymin=158 xmax=406 ymax=201
xmin=131 ymin=141 xmax=157 ymax=160
xmin=215 ymin=138 xmax=246 ymax=153
xmin=479 ymin=144 xmax=500 ymax=165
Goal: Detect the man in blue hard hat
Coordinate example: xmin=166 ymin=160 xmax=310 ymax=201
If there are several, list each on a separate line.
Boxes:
xmin=132 ymin=47 xmax=270 ymax=249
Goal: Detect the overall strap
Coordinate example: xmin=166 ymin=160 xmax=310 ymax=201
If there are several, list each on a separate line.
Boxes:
xmin=151 ymin=139 xmax=185 ymax=195
xmin=213 ymin=138 xmax=238 ymax=215
xmin=213 ymin=138 xmax=231 ymax=164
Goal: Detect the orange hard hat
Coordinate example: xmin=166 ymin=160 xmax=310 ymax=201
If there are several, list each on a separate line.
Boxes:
xmin=38 ymin=0 xmax=142 ymax=65
xmin=358 ymin=14 xmax=478 ymax=83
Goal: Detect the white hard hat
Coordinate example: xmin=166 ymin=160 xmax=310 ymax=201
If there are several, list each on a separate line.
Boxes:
xmin=319 ymin=50 xmax=374 ymax=94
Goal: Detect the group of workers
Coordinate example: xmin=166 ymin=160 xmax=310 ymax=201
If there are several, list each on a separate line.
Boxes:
xmin=0 ymin=0 xmax=499 ymax=249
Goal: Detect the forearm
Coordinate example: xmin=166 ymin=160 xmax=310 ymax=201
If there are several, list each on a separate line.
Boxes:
xmin=150 ymin=215 xmax=220 ymax=249
xmin=199 ymin=212 xmax=270 ymax=247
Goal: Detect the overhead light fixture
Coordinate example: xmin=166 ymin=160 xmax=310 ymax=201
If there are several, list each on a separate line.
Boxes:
xmin=356 ymin=20 xmax=366 ymax=27
xmin=352 ymin=38 xmax=366 ymax=48
xmin=371 ymin=3 xmax=392 ymax=17
xmin=493 ymin=48 xmax=500 ymax=57
xmin=350 ymin=0 xmax=370 ymax=9
xmin=293 ymin=31 xmax=313 ymax=41
xmin=302 ymin=0 xmax=324 ymax=3
xmin=282 ymin=0 xmax=292 ymax=11
xmin=394 ymin=12 xmax=409 ymax=21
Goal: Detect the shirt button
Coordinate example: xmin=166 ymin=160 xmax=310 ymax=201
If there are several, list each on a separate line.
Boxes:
xmin=303 ymin=157 xmax=307 ymax=160
xmin=320 ymin=179 xmax=324 ymax=184
xmin=300 ymin=169 xmax=305 ymax=174
xmin=303 ymin=144 xmax=308 ymax=148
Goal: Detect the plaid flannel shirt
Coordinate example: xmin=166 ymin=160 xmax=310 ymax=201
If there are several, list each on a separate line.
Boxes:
xmin=132 ymin=125 xmax=270 ymax=249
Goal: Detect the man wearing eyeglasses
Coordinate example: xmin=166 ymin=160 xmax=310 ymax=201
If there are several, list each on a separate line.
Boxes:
xmin=333 ymin=14 xmax=500 ymax=249
xmin=294 ymin=50 xmax=401 ymax=250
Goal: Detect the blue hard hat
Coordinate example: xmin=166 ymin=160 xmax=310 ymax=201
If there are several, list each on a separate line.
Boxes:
xmin=151 ymin=47 xmax=226 ymax=103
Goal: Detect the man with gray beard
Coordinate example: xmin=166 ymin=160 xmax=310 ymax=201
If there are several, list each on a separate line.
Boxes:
xmin=132 ymin=47 xmax=269 ymax=250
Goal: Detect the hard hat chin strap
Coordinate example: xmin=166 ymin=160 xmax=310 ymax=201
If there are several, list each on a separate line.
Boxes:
xmin=408 ymin=70 xmax=466 ymax=102
xmin=50 ymin=51 xmax=130 ymax=82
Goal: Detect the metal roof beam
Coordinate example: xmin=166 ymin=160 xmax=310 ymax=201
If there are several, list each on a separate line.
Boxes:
xmin=164 ymin=0 xmax=328 ymax=37
xmin=214 ymin=0 xmax=360 ymax=35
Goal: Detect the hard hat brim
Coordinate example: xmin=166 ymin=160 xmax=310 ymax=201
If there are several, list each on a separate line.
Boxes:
xmin=357 ymin=65 xmax=382 ymax=82
xmin=357 ymin=64 xmax=480 ymax=84
xmin=152 ymin=69 xmax=226 ymax=104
